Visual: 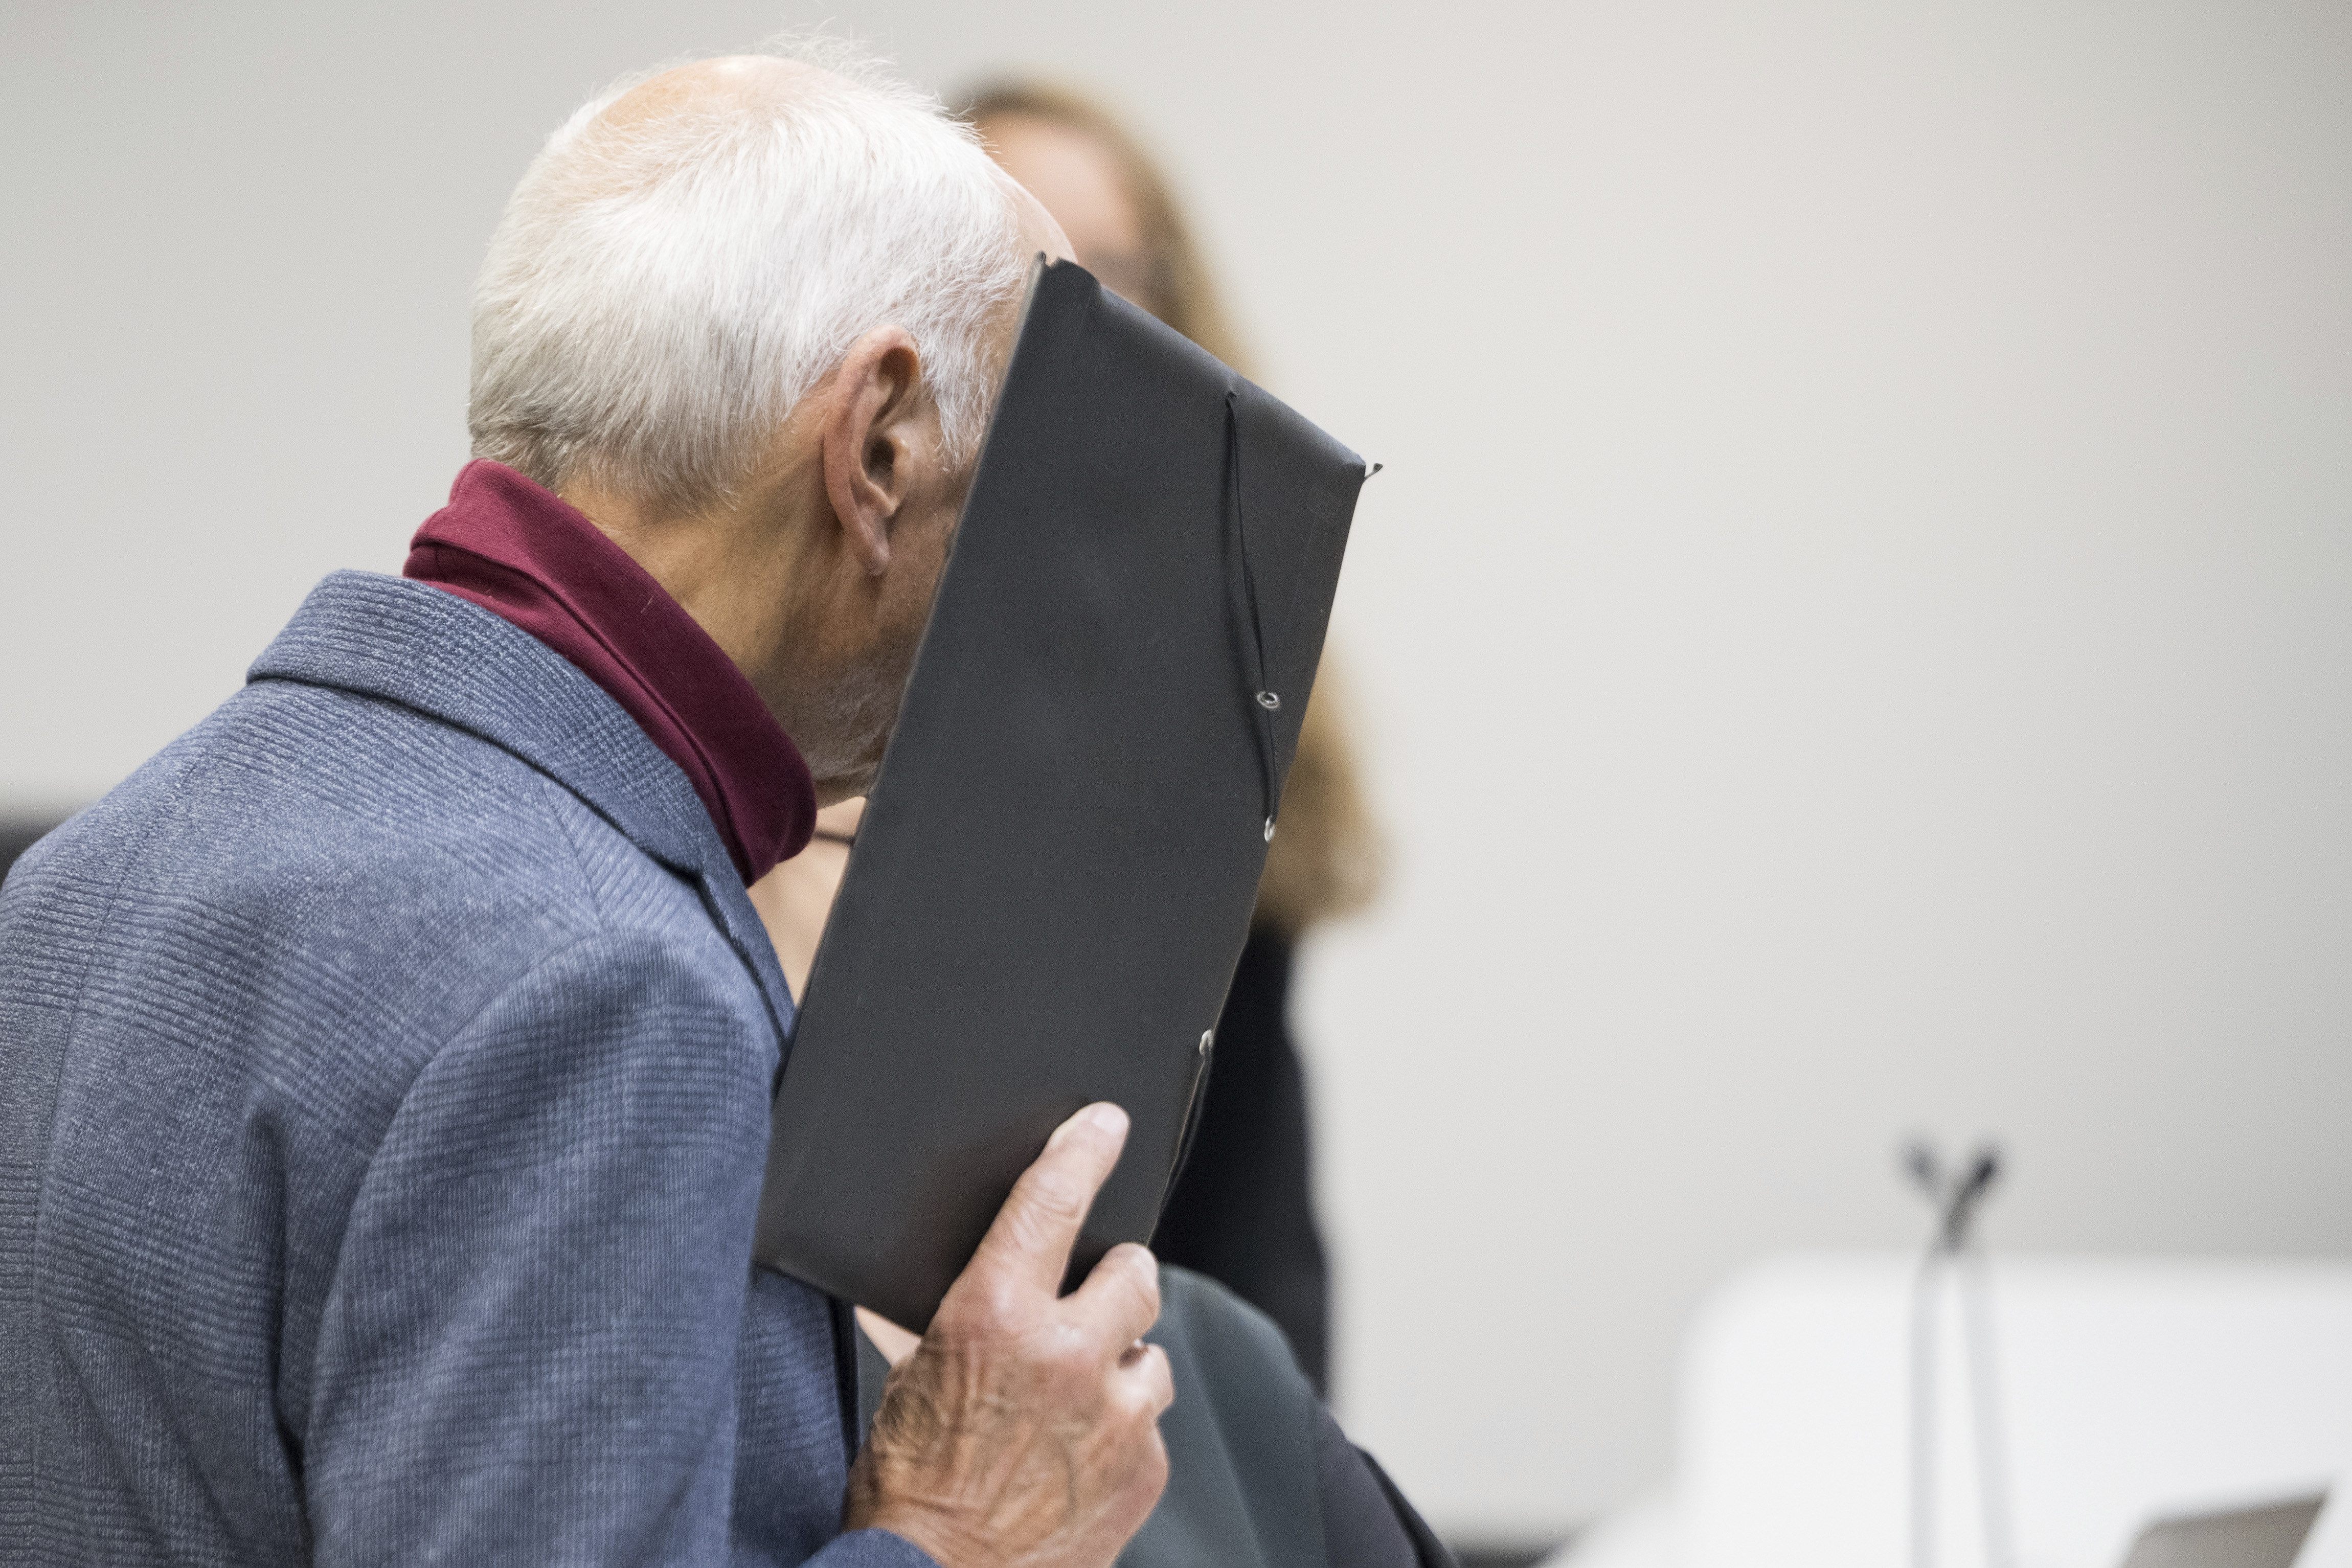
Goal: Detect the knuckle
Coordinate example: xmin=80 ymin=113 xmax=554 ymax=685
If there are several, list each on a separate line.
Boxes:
xmin=971 ymin=1285 xmax=1025 ymax=1336
xmin=1042 ymin=1332 xmax=1096 ymax=1389
xmin=1104 ymin=1242 xmax=1157 ymax=1289
xmin=934 ymin=1281 xmax=1017 ymax=1343
xmin=1130 ymin=1346 xmax=1175 ymax=1414
xmin=1108 ymin=1254 xmax=1161 ymax=1329
xmin=1013 ymin=1165 xmax=1090 ymax=1228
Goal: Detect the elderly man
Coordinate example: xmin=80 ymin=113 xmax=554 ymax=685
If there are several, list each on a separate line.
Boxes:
xmin=0 ymin=42 xmax=1430 ymax=1568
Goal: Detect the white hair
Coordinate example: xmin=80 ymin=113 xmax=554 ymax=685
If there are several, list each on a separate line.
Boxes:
xmin=468 ymin=34 xmax=1028 ymax=514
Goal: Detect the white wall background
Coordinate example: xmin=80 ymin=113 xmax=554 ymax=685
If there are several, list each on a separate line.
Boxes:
xmin=6 ymin=0 xmax=2349 ymax=1542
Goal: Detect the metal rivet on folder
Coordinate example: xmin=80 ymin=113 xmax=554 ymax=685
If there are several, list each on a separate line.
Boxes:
xmin=1198 ymin=1030 xmax=1214 ymax=1056
xmin=1255 ymin=690 xmax=1281 ymax=711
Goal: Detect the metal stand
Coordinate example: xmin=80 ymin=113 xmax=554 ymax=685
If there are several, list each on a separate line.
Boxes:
xmin=1905 ymin=1141 xmax=2015 ymax=1568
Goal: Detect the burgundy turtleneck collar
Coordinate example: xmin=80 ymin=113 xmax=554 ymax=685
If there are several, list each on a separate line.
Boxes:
xmin=402 ymin=460 xmax=817 ymax=884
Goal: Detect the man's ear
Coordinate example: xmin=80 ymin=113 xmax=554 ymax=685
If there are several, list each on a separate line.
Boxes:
xmin=821 ymin=325 xmax=926 ymax=576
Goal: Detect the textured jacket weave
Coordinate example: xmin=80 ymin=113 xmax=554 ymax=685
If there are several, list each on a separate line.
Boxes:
xmin=0 ymin=572 xmax=928 ymax=1568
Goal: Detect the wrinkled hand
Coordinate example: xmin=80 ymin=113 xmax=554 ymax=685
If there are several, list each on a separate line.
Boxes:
xmin=844 ymin=1103 xmax=1174 ymax=1568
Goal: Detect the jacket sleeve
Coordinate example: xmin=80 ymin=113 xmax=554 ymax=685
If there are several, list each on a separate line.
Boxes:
xmin=811 ymin=1532 xmax=941 ymax=1567
xmin=1313 ymin=1419 xmax=1461 ymax=1568
xmin=301 ymin=928 xmax=919 ymax=1566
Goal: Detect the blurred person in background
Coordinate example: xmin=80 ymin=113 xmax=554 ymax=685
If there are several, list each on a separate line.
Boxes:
xmin=758 ymin=81 xmax=1386 ymax=1399
xmin=972 ymin=82 xmax=1385 ymax=1400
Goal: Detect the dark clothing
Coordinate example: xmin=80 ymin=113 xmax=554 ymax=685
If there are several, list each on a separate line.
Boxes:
xmin=0 ymin=821 xmax=48 ymax=884
xmin=859 ymin=1267 xmax=1448 ymax=1568
xmin=402 ymin=460 xmax=816 ymax=883
xmin=1155 ymin=927 xmax=1333 ymax=1393
xmin=0 ymin=571 xmax=923 ymax=1566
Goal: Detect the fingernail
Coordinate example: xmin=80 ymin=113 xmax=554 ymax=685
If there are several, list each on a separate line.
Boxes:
xmin=1048 ymin=1102 xmax=1128 ymax=1151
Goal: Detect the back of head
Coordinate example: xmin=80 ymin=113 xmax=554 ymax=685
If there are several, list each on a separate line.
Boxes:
xmin=471 ymin=35 xmax=1026 ymax=516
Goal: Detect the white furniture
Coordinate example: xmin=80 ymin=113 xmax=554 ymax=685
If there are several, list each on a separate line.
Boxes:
xmin=1556 ymin=1254 xmax=2352 ymax=1568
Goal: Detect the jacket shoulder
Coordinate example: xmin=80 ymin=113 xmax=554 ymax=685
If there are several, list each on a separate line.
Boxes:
xmin=12 ymin=673 xmax=743 ymax=1154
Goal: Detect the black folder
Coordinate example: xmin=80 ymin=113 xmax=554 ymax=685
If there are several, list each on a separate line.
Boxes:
xmin=751 ymin=259 xmax=1369 ymax=1331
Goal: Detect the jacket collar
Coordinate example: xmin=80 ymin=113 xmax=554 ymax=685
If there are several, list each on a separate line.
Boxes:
xmin=402 ymin=461 xmax=817 ymax=885
xmin=248 ymin=569 xmax=798 ymax=1041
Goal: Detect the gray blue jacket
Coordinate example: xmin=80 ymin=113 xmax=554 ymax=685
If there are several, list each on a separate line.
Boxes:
xmin=0 ymin=572 xmax=923 ymax=1565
